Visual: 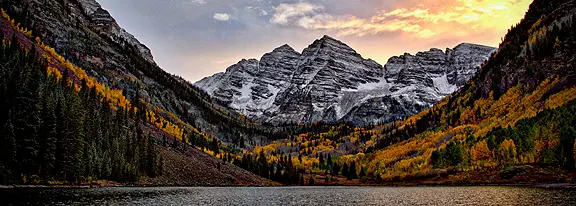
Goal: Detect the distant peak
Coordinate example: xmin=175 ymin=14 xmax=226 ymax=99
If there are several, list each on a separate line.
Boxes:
xmin=454 ymin=42 xmax=496 ymax=50
xmin=238 ymin=58 xmax=259 ymax=64
xmin=272 ymin=44 xmax=297 ymax=53
xmin=321 ymin=35 xmax=336 ymax=40
xmin=456 ymin=42 xmax=478 ymax=47
xmin=317 ymin=35 xmax=344 ymax=45
xmin=303 ymin=35 xmax=356 ymax=54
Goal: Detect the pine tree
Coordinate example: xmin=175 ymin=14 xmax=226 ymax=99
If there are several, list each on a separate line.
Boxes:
xmin=0 ymin=111 xmax=17 ymax=184
xmin=8 ymin=34 xmax=18 ymax=53
xmin=172 ymin=136 xmax=178 ymax=149
xmin=55 ymin=98 xmax=73 ymax=181
xmin=68 ymin=88 xmax=86 ymax=181
xmin=39 ymin=90 xmax=57 ymax=179
xmin=349 ymin=161 xmax=357 ymax=180
xmin=308 ymin=176 xmax=314 ymax=185
xmin=258 ymin=150 xmax=269 ymax=178
xmin=210 ymin=138 xmax=219 ymax=154
xmin=342 ymin=163 xmax=349 ymax=178
xmin=14 ymin=61 xmax=41 ymax=179
xmin=0 ymin=27 xmax=4 ymax=44
xmin=359 ymin=167 xmax=366 ymax=178
xmin=239 ymin=136 xmax=245 ymax=148
xmin=332 ymin=163 xmax=340 ymax=176
xmin=274 ymin=164 xmax=283 ymax=182
xmin=146 ymin=135 xmax=158 ymax=177
xmin=560 ymin=126 xmax=576 ymax=171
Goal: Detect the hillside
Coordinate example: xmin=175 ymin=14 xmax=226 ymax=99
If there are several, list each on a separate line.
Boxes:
xmin=359 ymin=0 xmax=576 ymax=182
xmin=233 ymin=0 xmax=576 ymax=185
xmin=196 ymin=36 xmax=495 ymax=125
xmin=0 ymin=0 xmax=297 ymax=151
xmin=0 ymin=7 xmax=270 ymax=186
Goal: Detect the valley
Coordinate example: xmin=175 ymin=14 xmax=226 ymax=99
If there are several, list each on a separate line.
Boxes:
xmin=0 ymin=0 xmax=575 ymax=190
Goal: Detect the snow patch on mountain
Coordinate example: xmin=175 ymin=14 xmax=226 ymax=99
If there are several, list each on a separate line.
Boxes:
xmin=195 ymin=37 xmax=496 ymax=125
xmin=432 ymin=74 xmax=458 ymax=95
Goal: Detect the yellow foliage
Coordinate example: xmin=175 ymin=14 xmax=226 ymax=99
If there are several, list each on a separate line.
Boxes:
xmin=46 ymin=66 xmax=63 ymax=81
xmin=1 ymin=9 xmax=9 ymax=20
xmin=498 ymin=139 xmax=517 ymax=163
xmin=254 ymin=143 xmax=277 ymax=155
xmin=545 ymin=87 xmax=576 ymax=109
xmin=470 ymin=139 xmax=492 ymax=162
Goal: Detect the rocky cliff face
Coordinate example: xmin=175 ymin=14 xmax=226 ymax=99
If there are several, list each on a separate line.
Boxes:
xmin=196 ymin=37 xmax=496 ymax=125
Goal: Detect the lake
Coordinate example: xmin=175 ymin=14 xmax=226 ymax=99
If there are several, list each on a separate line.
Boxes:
xmin=1 ymin=186 xmax=576 ymax=205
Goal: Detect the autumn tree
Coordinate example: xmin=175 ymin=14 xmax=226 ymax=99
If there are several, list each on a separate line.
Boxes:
xmin=498 ymin=139 xmax=517 ymax=165
xmin=432 ymin=142 xmax=463 ymax=168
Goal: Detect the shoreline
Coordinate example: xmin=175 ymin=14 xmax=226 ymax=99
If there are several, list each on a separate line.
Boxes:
xmin=2 ymin=182 xmax=576 ymax=189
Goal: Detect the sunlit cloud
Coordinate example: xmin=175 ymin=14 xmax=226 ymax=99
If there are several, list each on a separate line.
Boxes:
xmin=98 ymin=0 xmax=533 ymax=82
xmin=213 ymin=13 xmax=231 ymax=21
xmin=270 ymin=2 xmax=324 ymax=27
xmin=270 ymin=0 xmax=531 ymax=38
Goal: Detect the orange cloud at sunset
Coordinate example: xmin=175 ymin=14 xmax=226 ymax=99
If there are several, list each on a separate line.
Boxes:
xmin=274 ymin=0 xmax=532 ymax=39
xmin=100 ymin=0 xmax=535 ymax=82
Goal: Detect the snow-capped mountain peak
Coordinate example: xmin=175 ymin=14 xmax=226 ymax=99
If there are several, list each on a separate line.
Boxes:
xmin=195 ymin=36 xmax=496 ymax=125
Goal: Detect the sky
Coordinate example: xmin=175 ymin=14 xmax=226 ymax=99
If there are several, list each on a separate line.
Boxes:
xmin=97 ymin=0 xmax=532 ymax=82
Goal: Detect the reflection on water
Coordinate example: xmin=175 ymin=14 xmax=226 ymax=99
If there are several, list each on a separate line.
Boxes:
xmin=1 ymin=186 xmax=576 ymax=205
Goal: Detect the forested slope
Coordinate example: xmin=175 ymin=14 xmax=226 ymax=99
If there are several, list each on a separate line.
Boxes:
xmin=357 ymin=0 xmax=576 ymax=182
xmin=0 ymin=9 xmax=268 ymax=186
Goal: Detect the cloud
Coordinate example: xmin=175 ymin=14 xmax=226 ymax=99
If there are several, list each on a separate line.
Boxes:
xmin=245 ymin=6 xmax=268 ymax=16
xmin=212 ymin=59 xmax=235 ymax=64
xmin=270 ymin=2 xmax=323 ymax=27
xmin=187 ymin=0 xmax=206 ymax=5
xmin=213 ymin=13 xmax=231 ymax=21
xmin=270 ymin=0 xmax=531 ymax=38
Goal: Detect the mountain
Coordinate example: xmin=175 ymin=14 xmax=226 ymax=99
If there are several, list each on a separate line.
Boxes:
xmin=196 ymin=37 xmax=496 ymax=125
xmin=232 ymin=0 xmax=576 ymax=185
xmin=360 ymin=0 xmax=576 ymax=182
xmin=0 ymin=0 xmax=287 ymax=143
xmin=0 ymin=0 xmax=273 ymax=186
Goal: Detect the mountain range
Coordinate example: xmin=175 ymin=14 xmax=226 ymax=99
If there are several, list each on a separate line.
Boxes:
xmin=195 ymin=37 xmax=496 ymax=125
xmin=1 ymin=0 xmax=575 ymax=188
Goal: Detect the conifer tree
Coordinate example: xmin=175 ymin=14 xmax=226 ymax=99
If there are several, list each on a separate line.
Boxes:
xmin=560 ymin=126 xmax=576 ymax=171
xmin=14 ymin=62 xmax=41 ymax=178
xmin=0 ymin=111 xmax=17 ymax=184
xmin=349 ymin=161 xmax=357 ymax=180
xmin=342 ymin=163 xmax=349 ymax=178
xmin=39 ymin=89 xmax=57 ymax=179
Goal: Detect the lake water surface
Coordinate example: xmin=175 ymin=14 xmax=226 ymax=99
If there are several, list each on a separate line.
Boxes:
xmin=1 ymin=186 xmax=576 ymax=205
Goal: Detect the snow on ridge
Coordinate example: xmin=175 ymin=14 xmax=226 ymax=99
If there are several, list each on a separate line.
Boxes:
xmin=195 ymin=38 xmax=494 ymax=125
